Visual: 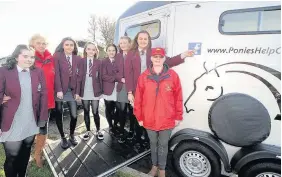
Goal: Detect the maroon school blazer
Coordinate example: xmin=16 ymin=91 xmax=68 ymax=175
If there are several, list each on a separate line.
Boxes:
xmin=0 ymin=67 xmax=48 ymax=132
xmin=54 ymin=52 xmax=81 ymax=96
xmin=115 ymin=53 xmax=125 ymax=92
xmin=76 ymin=58 xmax=103 ymax=97
xmin=124 ymin=49 xmax=184 ymax=95
xmin=102 ymin=57 xmax=122 ymax=95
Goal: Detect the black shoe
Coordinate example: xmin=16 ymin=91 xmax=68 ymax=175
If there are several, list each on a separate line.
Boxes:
xmin=118 ymin=134 xmax=126 ymax=144
xmin=82 ymin=131 xmax=90 ymax=141
xmin=69 ymin=135 xmax=78 ymax=146
xmin=96 ymin=130 xmax=104 ymax=140
xmin=109 ymin=127 xmax=115 ymax=135
xmin=109 ymin=127 xmax=118 ymax=136
xmin=61 ymin=137 xmax=69 ymax=149
xmin=127 ymin=131 xmax=134 ymax=140
xmin=142 ymin=140 xmax=150 ymax=149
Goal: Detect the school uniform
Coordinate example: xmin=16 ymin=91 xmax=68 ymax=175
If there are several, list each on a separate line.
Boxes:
xmin=53 ymin=52 xmax=81 ymax=148
xmin=76 ymin=58 xmax=102 ymax=100
xmin=0 ymin=65 xmax=48 ymax=177
xmin=102 ymin=57 xmax=121 ymax=130
xmin=54 ymin=52 xmax=81 ymax=101
xmin=115 ymin=53 xmax=128 ymax=103
xmin=76 ymin=58 xmax=103 ymax=139
xmin=114 ymin=53 xmax=130 ymax=142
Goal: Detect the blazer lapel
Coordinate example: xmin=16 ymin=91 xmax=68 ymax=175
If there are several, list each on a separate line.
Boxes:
xmin=11 ymin=68 xmax=21 ymax=98
xmin=61 ymin=53 xmax=69 ymax=72
xmin=72 ymin=55 xmax=76 ymax=74
xmin=84 ymin=59 xmax=88 ymax=75
xmin=146 ymin=49 xmax=152 ymax=68
xmin=134 ymin=51 xmax=141 ymax=75
xmin=30 ymin=69 xmax=38 ymax=104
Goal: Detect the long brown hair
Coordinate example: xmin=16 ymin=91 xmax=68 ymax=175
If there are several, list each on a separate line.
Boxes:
xmin=2 ymin=44 xmax=35 ymax=70
xmin=106 ymin=44 xmax=118 ymax=58
xmin=83 ymin=42 xmax=99 ymax=59
xmin=130 ymin=30 xmax=152 ymax=51
xmin=54 ymin=37 xmax=78 ymax=55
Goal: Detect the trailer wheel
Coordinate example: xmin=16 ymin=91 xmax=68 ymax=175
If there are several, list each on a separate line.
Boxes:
xmin=239 ymin=162 xmax=281 ymax=177
xmin=172 ymin=142 xmax=221 ymax=177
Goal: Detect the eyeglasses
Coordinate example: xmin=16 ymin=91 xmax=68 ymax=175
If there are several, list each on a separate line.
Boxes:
xmin=35 ymin=42 xmax=47 ymax=46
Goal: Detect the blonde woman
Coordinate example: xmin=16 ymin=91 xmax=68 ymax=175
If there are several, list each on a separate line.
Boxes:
xmin=29 ymin=34 xmax=55 ymax=167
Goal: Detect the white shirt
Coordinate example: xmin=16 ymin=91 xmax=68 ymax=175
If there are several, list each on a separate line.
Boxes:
xmin=65 ymin=55 xmax=72 ymax=66
xmin=109 ymin=58 xmax=114 ymax=63
xmin=138 ymin=48 xmax=147 ymax=55
xmin=17 ymin=65 xmax=30 ymax=72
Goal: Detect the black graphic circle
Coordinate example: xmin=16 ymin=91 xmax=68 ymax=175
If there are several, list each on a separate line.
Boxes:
xmin=208 ymin=93 xmax=271 ymax=147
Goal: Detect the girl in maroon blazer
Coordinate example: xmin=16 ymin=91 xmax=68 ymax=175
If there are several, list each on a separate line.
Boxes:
xmin=54 ymin=37 xmax=81 ymax=149
xmin=102 ymin=44 xmax=121 ymax=135
xmin=76 ymin=42 xmax=103 ymax=140
xmin=0 ymin=45 xmax=48 ymax=177
xmin=115 ymin=36 xmax=133 ymax=143
xmin=124 ymin=30 xmax=194 ymax=148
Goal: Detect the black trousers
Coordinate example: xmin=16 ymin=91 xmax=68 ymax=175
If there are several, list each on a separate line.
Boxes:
xmin=55 ymin=101 xmax=77 ymax=138
xmin=104 ymin=100 xmax=119 ymax=129
xmin=82 ymin=100 xmax=100 ymax=131
xmin=128 ymin=104 xmax=149 ymax=142
xmin=2 ymin=135 xmax=35 ymax=177
xmin=116 ymin=102 xmax=127 ymax=134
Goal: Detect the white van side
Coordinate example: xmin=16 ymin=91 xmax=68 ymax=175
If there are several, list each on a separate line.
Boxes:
xmin=114 ymin=1 xmax=281 ymax=177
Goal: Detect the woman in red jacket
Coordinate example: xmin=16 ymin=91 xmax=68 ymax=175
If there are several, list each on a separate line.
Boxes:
xmin=29 ymin=34 xmax=55 ymax=167
xmin=125 ymin=30 xmax=193 ymax=147
xmin=134 ymin=48 xmax=183 ymax=177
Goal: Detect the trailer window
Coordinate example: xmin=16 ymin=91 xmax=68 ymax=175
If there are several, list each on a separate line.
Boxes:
xmin=125 ymin=20 xmax=161 ymax=40
xmin=219 ymin=6 xmax=281 ymax=35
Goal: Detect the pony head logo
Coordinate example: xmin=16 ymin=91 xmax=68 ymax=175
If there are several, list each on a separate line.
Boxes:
xmin=184 ymin=61 xmax=281 ymax=121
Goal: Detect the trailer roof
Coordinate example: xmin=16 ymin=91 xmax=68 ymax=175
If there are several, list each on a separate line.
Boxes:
xmin=119 ymin=1 xmax=178 ymax=19
xmin=114 ymin=1 xmax=180 ymax=44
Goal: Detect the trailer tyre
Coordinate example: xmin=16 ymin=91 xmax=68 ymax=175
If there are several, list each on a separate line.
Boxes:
xmin=173 ymin=142 xmax=221 ymax=177
xmin=239 ymin=162 xmax=281 ymax=177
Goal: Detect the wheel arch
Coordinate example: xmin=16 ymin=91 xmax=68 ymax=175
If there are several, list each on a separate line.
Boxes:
xmin=169 ymin=128 xmax=232 ymax=172
xmin=230 ymin=144 xmax=281 ymax=174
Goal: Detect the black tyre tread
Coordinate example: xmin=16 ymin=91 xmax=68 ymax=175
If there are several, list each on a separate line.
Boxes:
xmin=173 ymin=141 xmax=221 ymax=177
xmin=239 ymin=162 xmax=281 ymax=177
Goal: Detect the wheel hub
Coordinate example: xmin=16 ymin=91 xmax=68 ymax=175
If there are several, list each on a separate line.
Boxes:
xmin=179 ymin=150 xmax=211 ymax=177
xmin=256 ymin=172 xmax=281 ymax=177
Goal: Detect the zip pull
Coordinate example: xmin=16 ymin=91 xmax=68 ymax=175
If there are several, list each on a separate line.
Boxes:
xmin=156 ymin=83 xmax=160 ymax=95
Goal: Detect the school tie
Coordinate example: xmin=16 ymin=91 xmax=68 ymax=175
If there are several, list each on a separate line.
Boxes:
xmin=140 ymin=50 xmax=145 ymax=56
xmin=22 ymin=69 xmax=27 ymax=72
xmin=66 ymin=56 xmax=72 ymax=76
xmin=89 ymin=59 xmax=93 ymax=77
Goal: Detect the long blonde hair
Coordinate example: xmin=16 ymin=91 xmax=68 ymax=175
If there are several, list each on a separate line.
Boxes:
xmin=83 ymin=42 xmax=99 ymax=59
xmin=118 ymin=36 xmax=132 ymax=53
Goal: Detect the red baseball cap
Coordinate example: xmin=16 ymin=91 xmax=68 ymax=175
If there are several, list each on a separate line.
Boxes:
xmin=151 ymin=48 xmax=165 ymax=57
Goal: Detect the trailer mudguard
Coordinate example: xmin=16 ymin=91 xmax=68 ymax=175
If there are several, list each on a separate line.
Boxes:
xmin=231 ymin=143 xmax=281 ymax=173
xmin=169 ymin=128 xmax=231 ymax=172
